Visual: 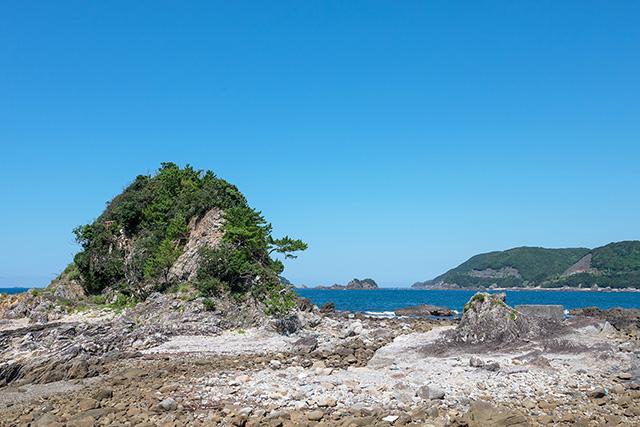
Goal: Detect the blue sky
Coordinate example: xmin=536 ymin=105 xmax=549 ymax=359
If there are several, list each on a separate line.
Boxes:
xmin=1 ymin=1 xmax=638 ymax=288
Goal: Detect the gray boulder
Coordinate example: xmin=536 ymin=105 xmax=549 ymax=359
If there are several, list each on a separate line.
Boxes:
xmin=448 ymin=293 xmax=547 ymax=347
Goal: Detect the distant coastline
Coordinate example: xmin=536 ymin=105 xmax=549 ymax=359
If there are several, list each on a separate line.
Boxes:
xmin=0 ymin=287 xmax=30 ymax=295
xmin=296 ymin=286 xmax=640 ymax=293
xmin=409 ymin=284 xmax=640 ymax=293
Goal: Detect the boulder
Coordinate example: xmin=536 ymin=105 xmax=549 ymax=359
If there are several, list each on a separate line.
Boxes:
xmin=447 ymin=293 xmax=548 ymax=348
xmin=267 ymin=313 xmax=302 ymax=335
xmin=292 ymin=336 xmax=318 ymax=354
xmin=417 ymin=385 xmax=445 ymax=400
xmin=3 ymin=301 xmax=30 ymax=319
xmin=394 ymin=304 xmax=455 ymax=317
xmin=568 ymin=306 xmax=640 ymax=330
xmin=52 ymin=281 xmax=85 ymax=299
xmin=153 ymin=397 xmax=178 ymax=411
xmin=296 ymin=297 xmax=315 ymax=312
xmin=457 ymin=400 xmax=530 ymax=427
xmin=469 ymin=357 xmax=484 ymax=368
xmin=319 ymin=302 xmax=335 ymax=314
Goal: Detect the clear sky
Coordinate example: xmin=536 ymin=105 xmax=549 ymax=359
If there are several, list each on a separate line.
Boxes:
xmin=1 ymin=1 xmax=638 ymax=289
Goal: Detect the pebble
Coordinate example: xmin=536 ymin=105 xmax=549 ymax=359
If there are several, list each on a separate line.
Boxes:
xmin=155 ymin=397 xmax=178 ymax=411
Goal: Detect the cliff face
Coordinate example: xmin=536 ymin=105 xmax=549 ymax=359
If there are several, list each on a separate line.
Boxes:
xmin=168 ymin=208 xmax=225 ymax=282
xmin=562 ymin=253 xmax=598 ymax=276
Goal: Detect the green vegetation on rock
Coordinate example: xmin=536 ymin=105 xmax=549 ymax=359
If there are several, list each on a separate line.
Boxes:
xmin=72 ymin=163 xmax=306 ymax=313
xmin=351 ymin=278 xmax=378 ymax=288
xmin=414 ymin=241 xmax=640 ymax=289
xmin=424 ymin=247 xmax=589 ymax=288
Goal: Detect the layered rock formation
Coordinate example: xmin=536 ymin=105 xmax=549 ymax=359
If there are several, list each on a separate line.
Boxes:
xmin=569 ymin=306 xmax=640 ymax=331
xmin=167 ymin=208 xmax=225 ymax=282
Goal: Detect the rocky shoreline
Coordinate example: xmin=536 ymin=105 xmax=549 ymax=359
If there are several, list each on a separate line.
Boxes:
xmin=2 ymin=289 xmax=640 ymax=426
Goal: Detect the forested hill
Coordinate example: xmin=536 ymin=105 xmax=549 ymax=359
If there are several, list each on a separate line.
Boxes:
xmin=413 ymin=241 xmax=640 ymax=289
xmin=70 ymin=163 xmax=307 ymax=314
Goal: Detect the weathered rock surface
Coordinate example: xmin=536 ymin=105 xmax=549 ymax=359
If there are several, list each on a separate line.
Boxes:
xmin=1 ymin=302 xmax=640 ymax=427
xmin=319 ymin=301 xmax=335 ymax=313
xmin=443 ymin=293 xmax=555 ymax=349
xmin=296 ymin=297 xmax=316 ymax=312
xmin=453 ymin=400 xmax=530 ymax=427
xmin=569 ymin=306 xmax=640 ymax=330
xmin=395 ymin=303 xmax=456 ymax=317
xmin=167 ymin=208 xmax=225 ymax=282
xmin=51 ymin=281 xmax=85 ymax=300
xmin=0 ymin=289 xmax=274 ymax=387
xmin=3 ymin=287 xmax=640 ymax=426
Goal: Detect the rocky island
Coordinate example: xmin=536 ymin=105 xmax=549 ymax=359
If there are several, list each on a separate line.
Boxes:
xmin=313 ymin=278 xmax=380 ymax=290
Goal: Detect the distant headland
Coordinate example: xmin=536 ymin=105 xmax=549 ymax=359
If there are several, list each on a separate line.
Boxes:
xmin=412 ymin=241 xmax=640 ymax=291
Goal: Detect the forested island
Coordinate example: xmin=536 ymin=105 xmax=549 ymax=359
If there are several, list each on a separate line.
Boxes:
xmin=71 ymin=162 xmax=307 ymax=313
xmin=313 ymin=278 xmax=379 ymax=290
xmin=413 ymin=241 xmax=640 ymax=290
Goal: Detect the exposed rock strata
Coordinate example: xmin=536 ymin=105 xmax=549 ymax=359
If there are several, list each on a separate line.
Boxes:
xmin=167 ymin=208 xmax=225 ymax=282
xmin=569 ymin=306 xmax=640 ymax=331
xmin=562 ymin=253 xmax=599 ymax=276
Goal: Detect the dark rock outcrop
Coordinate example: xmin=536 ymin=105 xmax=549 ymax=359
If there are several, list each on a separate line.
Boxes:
xmin=394 ymin=304 xmax=455 ymax=317
xmin=292 ymin=337 xmax=318 ymax=354
xmin=568 ymin=306 xmax=640 ymax=330
xmin=297 ymin=297 xmax=315 ymax=312
xmin=319 ymin=302 xmax=336 ymax=314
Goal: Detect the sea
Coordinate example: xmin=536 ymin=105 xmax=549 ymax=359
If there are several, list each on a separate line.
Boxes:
xmin=296 ymin=288 xmax=640 ymax=317
xmin=4 ymin=287 xmax=640 ymax=318
xmin=0 ymin=288 xmax=31 ymax=295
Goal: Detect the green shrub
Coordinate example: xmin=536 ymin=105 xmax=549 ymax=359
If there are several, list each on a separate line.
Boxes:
xmin=90 ymin=295 xmax=106 ymax=305
xmin=202 ymin=298 xmax=216 ymax=311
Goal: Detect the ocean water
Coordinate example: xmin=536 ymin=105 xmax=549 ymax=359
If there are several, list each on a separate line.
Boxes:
xmin=4 ymin=287 xmax=639 ymax=317
xmin=296 ymin=288 xmax=640 ymax=316
xmin=0 ymin=288 xmax=30 ymax=295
